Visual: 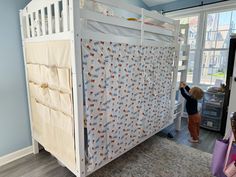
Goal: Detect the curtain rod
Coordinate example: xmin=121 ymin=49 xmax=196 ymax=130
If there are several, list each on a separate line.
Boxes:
xmin=162 ymin=0 xmax=229 ymax=14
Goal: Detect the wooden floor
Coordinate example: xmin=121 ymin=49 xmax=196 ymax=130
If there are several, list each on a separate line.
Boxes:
xmin=0 ymin=117 xmax=222 ymax=177
xmin=159 ymin=117 xmax=223 ymax=154
xmin=0 ymin=150 xmax=75 ymax=177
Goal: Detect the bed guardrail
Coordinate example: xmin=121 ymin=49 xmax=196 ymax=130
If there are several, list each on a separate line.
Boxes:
xmin=21 ymin=0 xmax=178 ymax=44
xmin=22 ymin=0 xmax=72 ymax=39
xmin=81 ymin=0 xmax=177 ymax=45
xmin=89 ymin=0 xmax=175 ymax=25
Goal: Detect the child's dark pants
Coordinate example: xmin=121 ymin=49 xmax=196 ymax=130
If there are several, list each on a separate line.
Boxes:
xmin=188 ymin=113 xmax=201 ymax=140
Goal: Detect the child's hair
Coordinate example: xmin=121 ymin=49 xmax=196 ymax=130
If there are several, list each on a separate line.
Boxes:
xmin=191 ymin=87 xmax=204 ymax=100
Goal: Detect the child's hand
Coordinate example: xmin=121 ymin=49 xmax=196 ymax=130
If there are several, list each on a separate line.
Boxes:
xmin=179 ymin=82 xmax=186 ymax=88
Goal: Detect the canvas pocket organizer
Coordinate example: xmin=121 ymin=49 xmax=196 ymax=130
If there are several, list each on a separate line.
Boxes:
xmin=40 ymin=65 xmax=49 ymax=83
xmin=27 ymin=64 xmax=41 ymax=84
xmin=33 ymin=101 xmax=51 ymax=146
xmin=58 ymin=68 xmax=71 ymax=93
xmin=25 ymin=42 xmax=48 ymax=65
xmin=48 ymin=66 xmax=59 ymax=89
xmin=28 ymin=64 xmax=71 ymax=92
xmin=29 ymin=83 xmax=72 ymax=116
xmin=32 ymin=101 xmax=75 ymax=170
xmin=47 ymin=40 xmax=71 ymax=68
xmin=25 ymin=41 xmax=75 ymax=170
xmin=60 ymin=92 xmax=73 ymax=116
xmin=49 ymin=109 xmax=75 ymax=169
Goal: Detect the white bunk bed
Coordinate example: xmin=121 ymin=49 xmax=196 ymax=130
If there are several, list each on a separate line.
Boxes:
xmin=19 ymin=0 xmax=180 ymax=176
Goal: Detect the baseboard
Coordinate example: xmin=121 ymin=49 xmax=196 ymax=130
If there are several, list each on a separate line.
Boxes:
xmin=0 ymin=146 xmax=33 ymax=167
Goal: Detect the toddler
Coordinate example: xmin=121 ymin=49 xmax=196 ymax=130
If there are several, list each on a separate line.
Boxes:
xmin=179 ymin=82 xmax=204 ymax=143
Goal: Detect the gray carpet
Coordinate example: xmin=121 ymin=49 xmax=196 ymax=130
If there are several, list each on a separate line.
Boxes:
xmin=88 ymin=135 xmax=213 ymax=177
xmin=0 ymin=135 xmax=213 ymax=177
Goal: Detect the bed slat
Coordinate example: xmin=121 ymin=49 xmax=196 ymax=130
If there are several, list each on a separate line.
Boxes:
xmin=30 ymin=13 xmax=35 ymax=37
xmin=26 ymin=15 xmax=31 ymax=38
xmin=62 ymin=0 xmax=69 ymax=32
xmin=69 ymin=0 xmax=73 ymax=31
xmin=41 ymin=8 xmax=46 ymax=35
xmin=141 ymin=8 xmax=144 ymax=45
xmin=54 ymin=1 xmax=60 ymax=33
xmin=47 ymin=5 xmax=53 ymax=34
xmin=35 ymin=10 xmax=40 ymax=36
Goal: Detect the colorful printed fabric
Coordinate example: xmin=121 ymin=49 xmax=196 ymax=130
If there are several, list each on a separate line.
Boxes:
xmin=82 ymin=40 xmax=176 ymax=171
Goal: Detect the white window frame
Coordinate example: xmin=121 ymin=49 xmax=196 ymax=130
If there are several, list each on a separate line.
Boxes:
xmin=166 ymin=1 xmax=236 ymax=88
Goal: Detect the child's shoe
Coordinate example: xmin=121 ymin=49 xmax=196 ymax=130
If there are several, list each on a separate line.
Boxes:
xmin=188 ymin=138 xmax=199 ymax=143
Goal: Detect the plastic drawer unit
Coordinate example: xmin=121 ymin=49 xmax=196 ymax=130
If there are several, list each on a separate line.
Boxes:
xmin=200 ymin=91 xmax=225 ymax=131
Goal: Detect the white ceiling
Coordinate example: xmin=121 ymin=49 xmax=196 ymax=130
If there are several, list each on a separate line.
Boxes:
xmin=142 ymin=0 xmax=177 ymax=7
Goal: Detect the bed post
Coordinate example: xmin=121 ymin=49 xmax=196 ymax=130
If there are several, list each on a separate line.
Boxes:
xmin=19 ymin=10 xmax=39 ymax=154
xmin=141 ymin=8 xmax=144 ymax=45
xmin=171 ymin=20 xmax=181 ymax=128
xmin=70 ymin=0 xmax=86 ymax=176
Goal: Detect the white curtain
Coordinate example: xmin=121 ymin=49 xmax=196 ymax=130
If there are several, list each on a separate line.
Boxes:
xmin=82 ymin=40 xmax=176 ymax=171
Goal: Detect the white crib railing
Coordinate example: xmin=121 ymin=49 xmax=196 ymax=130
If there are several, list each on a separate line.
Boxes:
xmin=22 ymin=0 xmax=72 ymax=39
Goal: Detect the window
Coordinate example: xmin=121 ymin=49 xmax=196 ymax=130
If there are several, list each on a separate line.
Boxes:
xmin=201 ymin=10 xmax=236 ymax=85
xmin=179 ymin=15 xmax=199 ymax=83
xmin=171 ymin=6 xmax=236 ymax=87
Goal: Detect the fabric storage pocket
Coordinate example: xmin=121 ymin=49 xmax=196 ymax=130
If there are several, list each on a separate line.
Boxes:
xmin=25 ymin=42 xmax=48 ymax=65
xmin=48 ymin=66 xmax=59 ymax=89
xmin=60 ymin=92 xmax=73 ymax=116
xmin=58 ymin=68 xmax=71 ymax=93
xmin=27 ymin=64 xmax=41 ymax=84
xmin=49 ymin=89 xmax=60 ymax=111
xmin=40 ymin=65 xmax=49 ymax=84
xmin=50 ymin=110 xmax=75 ymax=169
xmin=48 ymin=110 xmax=60 ymax=155
xmin=38 ymin=86 xmax=50 ymax=106
xmin=29 ymin=82 xmax=39 ymax=98
xmin=30 ymin=98 xmax=42 ymax=141
xmin=34 ymin=101 xmax=51 ymax=147
xmin=48 ymin=41 xmax=71 ymax=68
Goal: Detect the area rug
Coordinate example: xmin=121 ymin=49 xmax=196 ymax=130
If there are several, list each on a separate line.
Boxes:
xmin=88 ymin=135 xmax=212 ymax=177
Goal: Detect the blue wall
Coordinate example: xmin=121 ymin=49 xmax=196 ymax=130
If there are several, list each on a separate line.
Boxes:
xmin=0 ymin=0 xmax=31 ymax=156
xmin=150 ymin=0 xmax=225 ymax=12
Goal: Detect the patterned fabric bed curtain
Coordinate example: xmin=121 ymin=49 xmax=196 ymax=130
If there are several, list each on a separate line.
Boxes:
xmin=82 ymin=40 xmax=176 ymax=171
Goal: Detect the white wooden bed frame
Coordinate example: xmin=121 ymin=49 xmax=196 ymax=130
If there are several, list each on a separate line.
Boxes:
xmin=19 ymin=0 xmax=180 ymax=176
xmin=174 ymin=24 xmax=190 ymax=131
